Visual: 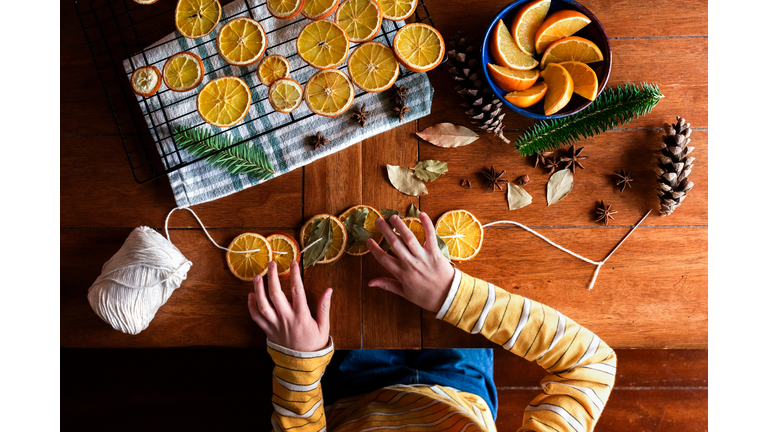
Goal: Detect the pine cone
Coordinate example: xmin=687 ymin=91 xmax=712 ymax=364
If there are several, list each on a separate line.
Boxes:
xmin=655 ymin=116 xmax=695 ymax=216
xmin=446 ymin=31 xmax=509 ymax=143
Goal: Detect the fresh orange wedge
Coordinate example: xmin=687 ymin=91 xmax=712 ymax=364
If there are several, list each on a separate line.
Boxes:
xmin=130 ymin=65 xmax=162 ymax=97
xmin=302 ymin=0 xmax=340 ymax=20
xmin=300 ymin=214 xmax=348 ymax=265
xmin=296 ymin=20 xmax=350 ymax=70
xmin=490 ymin=19 xmax=538 ymax=71
xmin=487 ymin=63 xmax=539 ymax=92
xmin=540 ymin=63 xmax=573 ymax=115
xmin=558 ymin=60 xmax=598 ymax=100
xmin=257 ymin=55 xmax=291 ymax=87
xmin=197 ymin=76 xmax=252 ymax=127
xmin=216 ymin=17 xmax=267 ymax=66
xmin=304 ymin=69 xmax=355 ymax=117
xmin=267 ymin=0 xmax=305 ymax=20
xmin=534 ymin=9 xmax=591 ymax=54
xmin=266 ymin=233 xmax=300 ymax=278
xmin=435 ymin=210 xmax=483 ymax=261
xmin=378 ymin=0 xmax=418 ymax=21
xmin=511 ymin=0 xmax=550 ymax=56
xmin=392 ymin=23 xmax=445 ymax=73
xmin=335 ymin=0 xmax=382 ymax=43
xmin=226 ymin=233 xmax=272 ymax=281
xmin=348 ymin=41 xmax=400 ymax=92
xmin=175 ymin=0 xmax=222 ymax=39
xmin=540 ymin=36 xmax=603 ymax=68
xmin=338 ymin=205 xmax=384 ymax=256
xmin=268 ymin=78 xmax=303 ymax=113
xmin=504 ymin=81 xmax=548 ymax=108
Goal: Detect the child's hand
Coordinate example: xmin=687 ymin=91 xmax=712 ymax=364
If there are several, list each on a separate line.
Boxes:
xmin=366 ymin=212 xmax=455 ymax=313
xmin=247 ymin=261 xmax=333 ymax=352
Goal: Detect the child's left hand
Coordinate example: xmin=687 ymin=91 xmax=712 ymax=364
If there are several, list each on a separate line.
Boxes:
xmin=247 ymin=261 xmax=333 ymax=352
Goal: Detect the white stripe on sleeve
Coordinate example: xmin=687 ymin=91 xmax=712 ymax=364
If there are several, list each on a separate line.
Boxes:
xmin=471 ymin=283 xmax=496 ymax=334
xmin=273 ymin=399 xmax=323 ymax=419
xmin=538 ymin=311 xmax=566 ymax=360
xmin=542 ymin=381 xmax=605 ymax=413
xmin=274 ymin=374 xmax=322 ymax=392
xmin=436 ymin=269 xmax=462 ymax=320
xmin=526 ymin=403 xmax=585 ymax=432
xmin=503 ymin=298 xmax=531 ymax=350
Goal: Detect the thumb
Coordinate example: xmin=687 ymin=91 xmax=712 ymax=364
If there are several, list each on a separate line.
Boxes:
xmin=316 ymin=288 xmax=333 ymax=335
xmin=368 ymin=277 xmax=406 ymax=298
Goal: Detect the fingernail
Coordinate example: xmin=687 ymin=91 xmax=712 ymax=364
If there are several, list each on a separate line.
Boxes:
xmin=422 ymin=212 xmax=428 ymax=218
xmin=328 ymin=289 xmax=333 ymax=298
xmin=255 ymin=275 xmax=261 ymax=282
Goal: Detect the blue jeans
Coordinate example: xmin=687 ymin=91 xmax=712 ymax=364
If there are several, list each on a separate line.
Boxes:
xmin=322 ymin=349 xmax=498 ymax=419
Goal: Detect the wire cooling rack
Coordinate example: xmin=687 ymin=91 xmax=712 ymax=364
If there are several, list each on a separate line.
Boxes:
xmin=75 ymin=0 xmax=436 ymax=184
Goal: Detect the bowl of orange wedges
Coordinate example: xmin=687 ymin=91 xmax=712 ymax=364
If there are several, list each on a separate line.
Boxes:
xmin=481 ymin=0 xmax=611 ymax=119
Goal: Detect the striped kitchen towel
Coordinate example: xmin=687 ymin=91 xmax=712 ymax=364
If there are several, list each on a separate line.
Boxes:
xmin=122 ymin=0 xmax=434 ymax=208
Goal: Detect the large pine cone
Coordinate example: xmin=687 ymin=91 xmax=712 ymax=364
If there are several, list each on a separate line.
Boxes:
xmin=655 ymin=116 xmax=695 ymax=216
xmin=446 ymin=31 xmax=509 ymax=143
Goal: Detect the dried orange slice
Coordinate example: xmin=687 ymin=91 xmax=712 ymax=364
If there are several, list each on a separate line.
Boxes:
xmin=226 ymin=233 xmax=272 ymax=281
xmin=175 ymin=0 xmax=222 ymax=39
xmin=130 ymin=65 xmax=162 ymax=97
xmin=540 ymin=36 xmax=603 ymax=68
xmin=257 ymin=55 xmax=291 ymax=87
xmin=378 ymin=0 xmax=418 ymax=21
xmin=511 ymin=0 xmax=550 ymax=56
xmin=534 ymin=10 xmax=591 ymax=54
xmin=487 ymin=63 xmax=538 ymax=92
xmin=348 ymin=42 xmax=400 ymax=92
xmin=338 ymin=205 xmax=384 ymax=256
xmin=400 ymin=217 xmax=426 ymax=245
xmin=269 ymin=78 xmax=303 ymax=113
xmin=134 ymin=0 xmax=159 ymax=4
xmin=300 ymin=214 xmax=348 ymax=265
xmin=197 ymin=76 xmax=252 ymax=127
xmin=540 ymin=63 xmax=573 ymax=115
xmin=392 ymin=23 xmax=445 ymax=73
xmin=304 ymin=69 xmax=355 ymax=117
xmin=335 ymin=0 xmax=382 ymax=43
xmin=435 ymin=210 xmax=483 ymax=261
xmin=216 ymin=17 xmax=267 ymax=66
xmin=162 ymin=51 xmax=204 ymax=92
xmin=504 ymin=81 xmax=548 ymax=108
xmin=302 ymin=0 xmax=340 ymax=20
xmin=267 ymin=0 xmax=305 ymax=20
xmin=490 ymin=18 xmax=538 ymax=71
xmin=558 ymin=61 xmax=598 ymax=101
xmin=266 ymin=233 xmax=300 ymax=278
xmin=296 ymin=20 xmax=350 ymax=70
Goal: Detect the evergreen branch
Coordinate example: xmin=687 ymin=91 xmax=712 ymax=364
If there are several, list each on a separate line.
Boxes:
xmin=515 ymin=83 xmax=665 ymax=156
xmin=172 ymin=126 xmax=275 ymax=180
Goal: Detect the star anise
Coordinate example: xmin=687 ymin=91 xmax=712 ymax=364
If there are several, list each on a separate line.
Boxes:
xmin=543 ymin=156 xmax=560 ymax=174
xmin=559 ymin=145 xmax=589 ymax=173
xmin=390 ymin=84 xmax=410 ymax=104
xmin=311 ymin=132 xmax=329 ymax=150
xmin=595 ymin=201 xmax=618 ymax=226
xmin=613 ymin=169 xmax=633 ymax=192
xmin=351 ymin=103 xmax=370 ymax=127
xmin=393 ymin=105 xmax=412 ymax=122
xmin=482 ymin=166 xmax=508 ymax=191
xmin=534 ymin=151 xmax=554 ymax=169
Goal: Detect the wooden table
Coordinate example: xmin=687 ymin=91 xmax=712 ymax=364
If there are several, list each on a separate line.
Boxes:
xmin=61 ymin=0 xmax=707 ymax=351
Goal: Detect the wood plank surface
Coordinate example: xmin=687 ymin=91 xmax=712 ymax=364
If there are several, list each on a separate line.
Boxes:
xmin=361 ymin=123 xmax=422 ymax=349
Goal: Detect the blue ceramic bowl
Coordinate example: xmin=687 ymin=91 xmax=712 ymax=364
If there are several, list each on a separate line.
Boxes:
xmin=481 ymin=0 xmax=611 ymax=119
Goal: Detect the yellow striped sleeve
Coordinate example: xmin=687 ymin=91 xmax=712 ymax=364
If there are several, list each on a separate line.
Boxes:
xmin=438 ymin=270 xmax=616 ymax=432
xmin=266 ymin=338 xmax=334 ymax=432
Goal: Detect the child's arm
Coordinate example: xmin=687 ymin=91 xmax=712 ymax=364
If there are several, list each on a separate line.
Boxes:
xmin=367 ymin=213 xmax=616 ymax=432
xmin=248 ymin=261 xmax=334 ymax=432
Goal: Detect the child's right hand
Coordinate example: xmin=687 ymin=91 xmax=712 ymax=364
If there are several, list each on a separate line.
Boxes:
xmin=366 ymin=212 xmax=455 ymax=313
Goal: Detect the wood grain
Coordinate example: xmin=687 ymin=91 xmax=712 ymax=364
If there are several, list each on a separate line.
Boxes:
xmin=303 ymin=145 xmax=364 ymax=349
xmin=361 ymin=123 xmax=422 ymax=349
xmin=418 ymin=131 xmax=708 ymax=227
xmin=422 ymin=227 xmax=707 ymax=349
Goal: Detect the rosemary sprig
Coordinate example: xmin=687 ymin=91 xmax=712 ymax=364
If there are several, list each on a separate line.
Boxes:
xmin=515 ymin=83 xmax=664 ymax=156
xmin=172 ymin=126 xmax=275 ymax=180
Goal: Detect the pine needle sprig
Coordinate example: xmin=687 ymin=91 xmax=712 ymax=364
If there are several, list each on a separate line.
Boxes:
xmin=172 ymin=126 xmax=275 ymax=180
xmin=515 ymin=83 xmax=664 ymax=156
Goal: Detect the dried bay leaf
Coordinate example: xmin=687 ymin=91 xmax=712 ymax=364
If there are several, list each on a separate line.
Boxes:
xmin=547 ymin=169 xmax=574 ymax=206
xmin=435 ymin=234 xmax=452 ymax=263
xmin=416 ymin=123 xmax=479 ymax=148
xmin=411 ymin=160 xmax=448 ymax=182
xmin=380 ymin=209 xmax=401 ymax=223
xmin=507 ymin=184 xmax=533 ymax=210
xmin=406 ymin=204 xmax=421 ymax=217
xmin=343 ymin=208 xmax=372 ymax=248
xmin=387 ymin=165 xmax=428 ymax=196
xmin=303 ymin=217 xmax=334 ymax=268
